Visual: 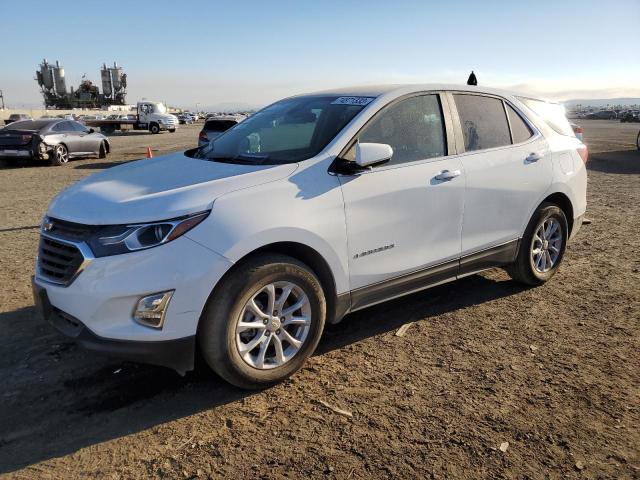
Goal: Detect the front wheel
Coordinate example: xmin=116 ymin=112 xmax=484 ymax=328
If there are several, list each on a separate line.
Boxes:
xmin=149 ymin=123 xmax=160 ymax=134
xmin=98 ymin=141 xmax=107 ymax=159
xmin=636 ymin=130 xmax=640 ymax=150
xmin=507 ymin=203 xmax=568 ymax=286
xmin=50 ymin=144 xmax=69 ymax=166
xmin=198 ymin=254 xmax=326 ymax=389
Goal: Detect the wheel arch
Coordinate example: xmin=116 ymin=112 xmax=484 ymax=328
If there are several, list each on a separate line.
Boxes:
xmin=207 ymin=241 xmax=342 ymax=326
xmin=540 ymin=191 xmax=574 ymax=235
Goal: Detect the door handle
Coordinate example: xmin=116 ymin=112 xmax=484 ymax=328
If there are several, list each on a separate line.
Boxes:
xmin=526 ymin=152 xmax=542 ymax=163
xmin=434 ymin=169 xmax=461 ymax=181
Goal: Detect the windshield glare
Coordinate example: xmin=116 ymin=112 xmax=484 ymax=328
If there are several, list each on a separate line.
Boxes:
xmin=202 ymin=95 xmax=369 ymax=164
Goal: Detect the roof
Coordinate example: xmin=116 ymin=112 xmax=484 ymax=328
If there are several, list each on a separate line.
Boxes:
xmin=296 ymin=84 xmax=549 ymax=103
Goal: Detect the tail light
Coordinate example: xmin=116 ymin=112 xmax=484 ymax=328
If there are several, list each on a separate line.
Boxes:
xmin=198 ymin=131 xmax=208 ymax=143
xmin=576 ymin=144 xmax=588 ymax=163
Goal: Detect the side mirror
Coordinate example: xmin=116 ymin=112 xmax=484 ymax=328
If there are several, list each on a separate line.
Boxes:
xmin=88 ymin=128 xmax=95 ymax=134
xmin=355 ymin=142 xmax=393 ymax=168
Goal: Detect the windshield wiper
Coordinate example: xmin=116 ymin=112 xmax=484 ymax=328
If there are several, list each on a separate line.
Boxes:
xmin=207 ymin=153 xmax=271 ymax=165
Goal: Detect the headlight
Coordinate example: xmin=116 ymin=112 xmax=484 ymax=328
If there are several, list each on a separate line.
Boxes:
xmin=87 ymin=211 xmax=209 ymax=257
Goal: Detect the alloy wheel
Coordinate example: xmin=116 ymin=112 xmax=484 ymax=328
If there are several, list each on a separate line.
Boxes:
xmin=235 ymin=281 xmax=311 ymax=369
xmin=531 ymin=218 xmax=563 ymax=273
xmin=55 ymin=145 xmax=68 ymax=163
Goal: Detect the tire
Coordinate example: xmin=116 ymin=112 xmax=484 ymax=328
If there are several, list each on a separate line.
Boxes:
xmin=636 ymin=131 xmax=640 ymax=150
xmin=169 ymin=128 xmax=176 ymax=133
xmin=50 ymin=144 xmax=69 ymax=166
xmin=149 ymin=123 xmax=160 ymax=134
xmin=507 ymin=203 xmax=568 ymax=286
xmin=198 ymin=253 xmax=327 ymax=389
xmin=98 ymin=141 xmax=107 ymax=159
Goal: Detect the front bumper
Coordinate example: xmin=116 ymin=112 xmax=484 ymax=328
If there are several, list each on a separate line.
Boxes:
xmin=33 ymin=278 xmax=195 ymax=374
xmin=32 ymin=234 xmax=233 ymax=373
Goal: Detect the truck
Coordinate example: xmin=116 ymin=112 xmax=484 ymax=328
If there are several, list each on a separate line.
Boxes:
xmin=84 ymin=101 xmax=178 ymax=135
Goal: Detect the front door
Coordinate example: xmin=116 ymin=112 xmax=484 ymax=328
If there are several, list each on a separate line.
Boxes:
xmin=337 ymin=94 xmax=465 ymax=309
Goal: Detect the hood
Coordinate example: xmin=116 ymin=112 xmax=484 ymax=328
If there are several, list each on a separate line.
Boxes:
xmin=47 ymin=151 xmax=297 ymax=225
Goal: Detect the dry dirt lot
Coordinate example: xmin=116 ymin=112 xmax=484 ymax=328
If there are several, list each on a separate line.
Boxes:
xmin=0 ymin=121 xmax=638 ymax=479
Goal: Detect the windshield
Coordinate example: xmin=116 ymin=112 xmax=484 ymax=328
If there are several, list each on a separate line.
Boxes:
xmin=153 ymin=103 xmax=167 ymax=114
xmin=199 ymin=95 xmax=371 ymax=164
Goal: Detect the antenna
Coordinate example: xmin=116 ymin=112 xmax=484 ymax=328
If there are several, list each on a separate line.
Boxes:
xmin=467 ymin=71 xmax=478 ymax=86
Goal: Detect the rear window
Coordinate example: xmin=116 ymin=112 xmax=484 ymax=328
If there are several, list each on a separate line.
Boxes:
xmin=517 ymin=97 xmax=575 ymax=137
xmin=4 ymin=120 xmax=51 ymax=130
xmin=454 ymin=94 xmax=511 ymax=151
xmin=204 ymin=120 xmax=238 ymax=132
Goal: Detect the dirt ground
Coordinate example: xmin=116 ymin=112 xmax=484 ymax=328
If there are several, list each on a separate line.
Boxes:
xmin=0 ymin=121 xmax=638 ymax=479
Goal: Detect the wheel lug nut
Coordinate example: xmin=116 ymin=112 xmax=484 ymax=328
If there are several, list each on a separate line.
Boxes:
xmin=276 ymin=329 xmax=281 ymax=335
xmin=263 ymin=319 xmax=268 ymax=325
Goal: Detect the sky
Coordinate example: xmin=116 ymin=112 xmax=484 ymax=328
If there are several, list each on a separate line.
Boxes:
xmin=1 ymin=0 xmax=639 ymax=110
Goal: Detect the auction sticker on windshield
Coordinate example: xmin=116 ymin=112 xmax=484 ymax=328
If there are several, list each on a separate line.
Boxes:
xmin=331 ymin=96 xmax=375 ymax=106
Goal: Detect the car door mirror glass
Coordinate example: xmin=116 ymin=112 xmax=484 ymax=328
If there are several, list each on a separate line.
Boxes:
xmin=355 ymin=142 xmax=393 ymax=167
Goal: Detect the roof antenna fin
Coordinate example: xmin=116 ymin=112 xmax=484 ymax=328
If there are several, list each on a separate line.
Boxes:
xmin=467 ymin=71 xmax=477 ymax=86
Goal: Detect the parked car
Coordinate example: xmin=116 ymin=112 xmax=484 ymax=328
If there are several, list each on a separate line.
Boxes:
xmin=198 ymin=115 xmax=245 ymax=147
xmin=620 ymin=111 xmax=640 ymax=123
xmin=4 ymin=113 xmax=32 ymax=126
xmin=0 ymin=119 xmax=109 ymax=166
xmin=586 ymin=110 xmax=617 ymax=120
xmin=177 ymin=113 xmax=194 ymax=125
xmin=32 ymin=85 xmax=587 ymax=388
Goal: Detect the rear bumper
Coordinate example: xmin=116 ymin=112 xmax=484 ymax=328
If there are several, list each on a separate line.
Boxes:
xmin=570 ymin=214 xmax=584 ymax=241
xmin=0 ymin=149 xmax=34 ymax=159
xmin=32 ymin=277 xmax=195 ymax=374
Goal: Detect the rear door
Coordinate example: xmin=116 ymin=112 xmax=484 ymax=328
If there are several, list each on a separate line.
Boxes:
xmin=449 ymin=93 xmax=552 ymax=267
xmin=337 ymin=93 xmax=465 ymax=308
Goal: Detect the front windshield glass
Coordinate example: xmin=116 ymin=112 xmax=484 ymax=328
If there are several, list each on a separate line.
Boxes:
xmin=200 ymin=95 xmax=372 ymax=164
xmin=153 ymin=103 xmax=167 ymax=114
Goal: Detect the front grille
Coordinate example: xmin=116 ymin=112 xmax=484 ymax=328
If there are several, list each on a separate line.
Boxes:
xmin=38 ymin=237 xmax=85 ymax=285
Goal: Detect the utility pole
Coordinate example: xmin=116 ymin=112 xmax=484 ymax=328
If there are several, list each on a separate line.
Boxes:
xmin=0 ymin=90 xmax=5 ymax=110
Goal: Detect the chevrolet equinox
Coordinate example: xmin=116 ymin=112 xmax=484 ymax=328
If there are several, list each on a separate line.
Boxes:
xmin=32 ymin=85 xmax=588 ymax=388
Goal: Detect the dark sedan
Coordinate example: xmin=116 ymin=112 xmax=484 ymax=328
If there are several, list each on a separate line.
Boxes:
xmin=0 ymin=119 xmax=110 ymax=166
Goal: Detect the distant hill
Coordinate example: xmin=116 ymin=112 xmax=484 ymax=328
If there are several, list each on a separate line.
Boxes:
xmin=564 ymin=98 xmax=640 ymax=108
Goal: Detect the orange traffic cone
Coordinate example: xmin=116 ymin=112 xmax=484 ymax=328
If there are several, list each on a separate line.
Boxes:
xmin=146 ymin=146 xmax=153 ymax=158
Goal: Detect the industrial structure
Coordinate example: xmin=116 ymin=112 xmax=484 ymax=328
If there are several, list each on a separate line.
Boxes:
xmin=35 ymin=59 xmax=127 ymax=109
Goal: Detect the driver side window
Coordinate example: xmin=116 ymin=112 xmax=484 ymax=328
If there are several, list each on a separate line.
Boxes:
xmin=346 ymin=94 xmax=447 ymax=166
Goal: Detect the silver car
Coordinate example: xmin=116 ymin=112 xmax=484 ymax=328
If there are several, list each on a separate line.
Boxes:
xmin=0 ymin=119 xmax=110 ymax=166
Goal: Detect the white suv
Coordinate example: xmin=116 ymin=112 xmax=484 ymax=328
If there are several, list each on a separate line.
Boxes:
xmin=32 ymin=85 xmax=587 ymax=388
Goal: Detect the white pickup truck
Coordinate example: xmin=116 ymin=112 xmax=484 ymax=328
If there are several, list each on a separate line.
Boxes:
xmin=85 ymin=101 xmax=178 ymax=135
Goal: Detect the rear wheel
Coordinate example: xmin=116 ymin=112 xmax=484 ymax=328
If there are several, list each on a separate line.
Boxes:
xmin=198 ymin=254 xmax=326 ymax=389
xmin=169 ymin=128 xmax=176 ymax=133
xmin=507 ymin=203 xmax=568 ymax=286
xmin=50 ymin=144 xmax=69 ymax=166
xmin=149 ymin=123 xmax=160 ymax=134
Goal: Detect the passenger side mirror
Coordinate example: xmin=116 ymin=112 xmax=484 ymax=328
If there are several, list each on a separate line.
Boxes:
xmin=88 ymin=128 xmax=95 ymax=134
xmin=355 ymin=142 xmax=393 ymax=168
